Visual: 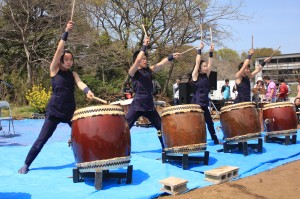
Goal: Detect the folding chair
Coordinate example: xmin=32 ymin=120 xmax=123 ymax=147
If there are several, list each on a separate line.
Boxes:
xmin=0 ymin=101 xmax=15 ymax=135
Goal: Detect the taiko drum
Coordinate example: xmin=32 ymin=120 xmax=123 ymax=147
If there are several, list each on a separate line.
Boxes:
xmin=220 ymin=102 xmax=261 ymax=140
xmin=71 ymin=105 xmax=131 ymax=164
xmin=262 ymin=102 xmax=298 ymax=132
xmin=161 ymin=104 xmax=206 ymax=148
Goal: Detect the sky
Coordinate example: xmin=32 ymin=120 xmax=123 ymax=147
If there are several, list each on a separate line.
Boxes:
xmin=218 ymin=0 xmax=300 ymax=55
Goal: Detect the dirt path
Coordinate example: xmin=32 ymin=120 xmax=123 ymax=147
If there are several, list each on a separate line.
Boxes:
xmin=159 ymin=160 xmax=300 ymax=199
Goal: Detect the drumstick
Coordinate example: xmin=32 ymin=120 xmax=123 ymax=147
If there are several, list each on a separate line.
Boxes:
xmin=142 ymin=24 xmax=148 ymax=37
xmin=210 ymin=27 xmax=213 ymax=45
xmin=252 ymin=34 xmax=254 ymax=49
xmin=71 ymin=0 xmax=76 ymax=21
xmin=200 ymin=24 xmax=203 ymax=42
xmin=180 ymin=46 xmax=197 ymax=54
xmin=93 ymin=96 xmax=108 ymax=104
xmin=270 ymin=46 xmax=281 ymax=58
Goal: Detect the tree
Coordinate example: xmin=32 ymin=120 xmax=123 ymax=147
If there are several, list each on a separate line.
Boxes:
xmin=81 ymin=0 xmax=249 ymax=95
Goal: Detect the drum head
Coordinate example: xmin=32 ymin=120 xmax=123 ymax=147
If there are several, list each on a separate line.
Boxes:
xmin=72 ymin=105 xmax=124 ymax=121
xmin=262 ymin=101 xmax=294 ymax=110
xmin=161 ymin=104 xmax=202 ymax=117
xmin=220 ymin=102 xmax=255 ymax=113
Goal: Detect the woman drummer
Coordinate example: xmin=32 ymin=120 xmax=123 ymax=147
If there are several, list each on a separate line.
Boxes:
xmin=190 ymin=42 xmax=219 ymax=144
xmin=234 ymin=50 xmax=271 ymax=103
xmin=126 ymin=36 xmax=181 ymax=149
xmin=18 ymin=21 xmax=95 ymax=174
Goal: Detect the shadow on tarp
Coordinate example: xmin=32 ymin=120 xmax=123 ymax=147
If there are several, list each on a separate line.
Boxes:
xmin=30 ymin=163 xmax=75 ymax=171
xmin=0 ymin=192 xmax=31 ymax=199
xmin=83 ymin=169 xmax=150 ymax=190
xmin=0 ymin=141 xmax=26 ymax=147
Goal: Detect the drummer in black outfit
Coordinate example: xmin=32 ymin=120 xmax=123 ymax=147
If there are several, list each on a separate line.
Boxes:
xmin=126 ymin=36 xmax=181 ymax=149
xmin=18 ymin=21 xmax=95 ymax=174
xmin=234 ymin=49 xmax=271 ymax=103
xmin=191 ymin=42 xmax=219 ymax=144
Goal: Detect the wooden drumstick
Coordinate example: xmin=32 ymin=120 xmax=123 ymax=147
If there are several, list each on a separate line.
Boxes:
xmin=270 ymin=46 xmax=281 ymax=58
xmin=252 ymin=34 xmax=254 ymax=49
xmin=210 ymin=27 xmax=213 ymax=45
xmin=180 ymin=46 xmax=197 ymax=54
xmin=93 ymin=96 xmax=108 ymax=104
xmin=71 ymin=0 xmax=76 ymax=21
xmin=200 ymin=24 xmax=203 ymax=42
xmin=142 ymin=24 xmax=148 ymax=37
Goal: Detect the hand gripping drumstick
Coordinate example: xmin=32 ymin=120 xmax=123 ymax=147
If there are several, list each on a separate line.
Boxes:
xmin=93 ymin=96 xmax=108 ymax=104
xmin=71 ymin=0 xmax=76 ymax=21
xmin=142 ymin=24 xmax=148 ymax=37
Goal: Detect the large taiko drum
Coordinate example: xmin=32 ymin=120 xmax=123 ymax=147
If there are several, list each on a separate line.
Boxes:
xmin=220 ymin=102 xmax=261 ymax=141
xmin=161 ymin=104 xmax=206 ymax=153
xmin=71 ymin=105 xmax=131 ymax=171
xmin=262 ymin=102 xmax=298 ymax=133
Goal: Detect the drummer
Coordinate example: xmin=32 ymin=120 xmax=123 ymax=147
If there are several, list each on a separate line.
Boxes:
xmin=126 ymin=36 xmax=181 ymax=149
xmin=190 ymin=42 xmax=219 ymax=144
xmin=18 ymin=21 xmax=95 ymax=174
xmin=234 ymin=49 xmax=271 ymax=103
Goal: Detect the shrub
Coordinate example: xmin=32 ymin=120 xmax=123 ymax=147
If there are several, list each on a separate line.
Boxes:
xmin=26 ymin=84 xmax=52 ymax=113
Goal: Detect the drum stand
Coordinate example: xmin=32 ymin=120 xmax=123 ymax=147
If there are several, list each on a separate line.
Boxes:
xmin=209 ymin=99 xmax=220 ymax=120
xmin=223 ymin=137 xmax=263 ymax=156
xmin=162 ymin=150 xmax=209 ymax=170
xmin=264 ymin=130 xmax=297 ymax=145
xmin=72 ymin=165 xmax=133 ymax=190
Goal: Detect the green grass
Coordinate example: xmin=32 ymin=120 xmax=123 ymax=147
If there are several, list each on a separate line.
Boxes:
xmin=2 ymin=105 xmax=35 ymax=120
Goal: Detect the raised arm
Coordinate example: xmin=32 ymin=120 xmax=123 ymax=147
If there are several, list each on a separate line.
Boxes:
xmin=150 ymin=53 xmax=181 ymax=73
xmin=235 ymin=49 xmax=254 ymax=81
xmin=207 ymin=45 xmax=214 ymax=76
xmin=73 ymin=72 xmax=94 ymax=99
xmin=192 ymin=43 xmax=204 ymax=81
xmin=249 ymin=57 xmax=272 ymax=79
xmin=128 ymin=37 xmax=150 ymax=77
xmin=50 ymin=21 xmax=74 ymax=77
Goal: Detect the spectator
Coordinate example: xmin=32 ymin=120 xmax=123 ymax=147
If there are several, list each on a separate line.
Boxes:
xmin=263 ymin=76 xmax=277 ymax=102
xmin=123 ymin=82 xmax=133 ymax=99
xmin=276 ymin=77 xmax=288 ymax=102
xmin=173 ymin=77 xmax=181 ymax=105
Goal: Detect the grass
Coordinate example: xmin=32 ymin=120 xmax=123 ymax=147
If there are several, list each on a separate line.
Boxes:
xmin=1 ymin=105 xmax=35 ymax=120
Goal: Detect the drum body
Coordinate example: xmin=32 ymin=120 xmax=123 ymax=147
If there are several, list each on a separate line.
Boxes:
xmin=161 ymin=104 xmax=206 ymax=148
xmin=220 ymin=102 xmax=261 ymax=140
xmin=71 ymin=105 xmax=131 ymax=164
xmin=262 ymin=102 xmax=298 ymax=132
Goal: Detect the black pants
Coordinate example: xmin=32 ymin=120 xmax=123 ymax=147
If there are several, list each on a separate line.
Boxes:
xmin=201 ymin=106 xmax=218 ymax=143
xmin=24 ymin=115 xmax=72 ymax=167
xmin=126 ymin=108 xmax=164 ymax=148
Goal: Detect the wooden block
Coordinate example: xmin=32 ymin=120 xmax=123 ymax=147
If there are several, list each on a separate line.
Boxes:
xmin=159 ymin=177 xmax=188 ymax=195
xmin=204 ymin=166 xmax=239 ymax=184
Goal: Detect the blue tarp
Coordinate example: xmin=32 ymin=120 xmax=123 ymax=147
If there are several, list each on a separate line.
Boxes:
xmin=0 ymin=119 xmax=299 ymax=199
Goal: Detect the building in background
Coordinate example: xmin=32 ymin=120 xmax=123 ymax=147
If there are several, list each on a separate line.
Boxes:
xmin=255 ymin=53 xmax=300 ymax=83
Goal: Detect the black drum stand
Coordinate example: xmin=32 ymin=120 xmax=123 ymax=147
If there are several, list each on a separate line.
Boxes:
xmin=72 ymin=165 xmax=133 ymax=190
xmin=223 ymin=137 xmax=263 ymax=156
xmin=264 ymin=130 xmax=297 ymax=145
xmin=161 ymin=144 xmax=209 ymax=170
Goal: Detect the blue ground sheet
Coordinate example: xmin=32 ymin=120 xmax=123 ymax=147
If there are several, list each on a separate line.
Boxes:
xmin=0 ymin=119 xmax=299 ymax=199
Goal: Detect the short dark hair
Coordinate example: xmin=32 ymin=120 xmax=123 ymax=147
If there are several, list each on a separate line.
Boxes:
xmin=278 ymin=77 xmax=284 ymax=82
xmin=263 ymin=76 xmax=270 ymax=80
xmin=60 ymin=49 xmax=74 ymax=64
xmin=238 ymin=62 xmax=250 ymax=70
xmin=225 ymin=79 xmax=229 ymax=82
xmin=132 ymin=50 xmax=148 ymax=63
